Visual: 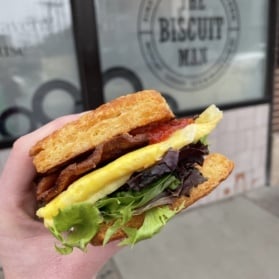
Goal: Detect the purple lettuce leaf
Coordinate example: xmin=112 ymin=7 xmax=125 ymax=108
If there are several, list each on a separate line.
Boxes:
xmin=123 ymin=142 xmax=208 ymax=198
xmin=125 ymin=149 xmax=179 ymax=191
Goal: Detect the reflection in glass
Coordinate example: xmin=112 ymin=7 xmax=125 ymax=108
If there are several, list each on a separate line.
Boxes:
xmin=96 ymin=0 xmax=269 ymax=112
xmin=0 ymin=0 xmax=81 ymax=141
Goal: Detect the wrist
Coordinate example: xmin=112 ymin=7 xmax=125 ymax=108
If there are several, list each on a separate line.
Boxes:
xmin=0 ymin=235 xmax=120 ymax=279
xmin=1 ymin=251 xmax=100 ymax=279
xmin=3 ymin=261 xmax=98 ymax=279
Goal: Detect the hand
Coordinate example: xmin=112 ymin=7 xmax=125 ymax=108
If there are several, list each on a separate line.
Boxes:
xmin=0 ymin=114 xmax=121 ymax=279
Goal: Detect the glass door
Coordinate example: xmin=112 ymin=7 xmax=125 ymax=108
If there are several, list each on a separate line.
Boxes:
xmin=0 ymin=0 xmax=82 ymax=143
xmin=95 ymin=0 xmax=270 ymax=114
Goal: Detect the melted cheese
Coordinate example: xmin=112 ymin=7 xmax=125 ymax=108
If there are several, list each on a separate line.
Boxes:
xmin=37 ymin=104 xmax=222 ymax=223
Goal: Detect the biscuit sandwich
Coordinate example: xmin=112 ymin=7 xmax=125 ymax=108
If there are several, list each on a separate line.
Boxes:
xmin=30 ymin=90 xmax=234 ymax=254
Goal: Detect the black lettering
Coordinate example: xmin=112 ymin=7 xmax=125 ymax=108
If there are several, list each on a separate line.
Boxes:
xmin=208 ymin=18 xmax=214 ymax=40
xmin=189 ymin=0 xmax=197 ymax=10
xmin=177 ymin=17 xmax=187 ymax=42
xmin=0 ymin=46 xmax=23 ymax=57
xmin=171 ymin=18 xmax=177 ymax=42
xmin=189 ymin=0 xmax=206 ymax=10
xmin=197 ymin=17 xmax=207 ymax=41
xmin=228 ymin=1 xmax=237 ymax=21
xmin=144 ymin=1 xmax=153 ymax=22
xmin=10 ymin=47 xmax=23 ymax=56
xmin=199 ymin=47 xmax=208 ymax=64
xmin=178 ymin=49 xmax=190 ymax=66
xmin=188 ymin=17 xmax=196 ymax=41
xmin=198 ymin=0 xmax=206 ymax=10
xmin=215 ymin=17 xmax=224 ymax=39
xmin=191 ymin=48 xmax=198 ymax=65
xmin=178 ymin=48 xmax=208 ymax=66
xmin=158 ymin=16 xmax=224 ymax=43
xmin=159 ymin=18 xmax=169 ymax=42
xmin=208 ymin=17 xmax=224 ymax=40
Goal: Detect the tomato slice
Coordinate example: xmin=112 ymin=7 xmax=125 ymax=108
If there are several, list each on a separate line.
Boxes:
xmin=131 ymin=118 xmax=193 ymax=144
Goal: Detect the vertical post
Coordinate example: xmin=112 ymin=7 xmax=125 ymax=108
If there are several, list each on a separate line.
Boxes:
xmin=266 ymin=0 xmax=277 ymax=185
xmin=70 ymin=0 xmax=104 ymax=110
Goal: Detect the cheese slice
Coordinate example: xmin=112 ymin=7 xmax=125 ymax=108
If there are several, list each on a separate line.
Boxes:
xmin=37 ymin=105 xmax=222 ymax=223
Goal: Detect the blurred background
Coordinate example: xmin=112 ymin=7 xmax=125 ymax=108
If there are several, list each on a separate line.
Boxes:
xmin=0 ymin=0 xmax=279 ymax=278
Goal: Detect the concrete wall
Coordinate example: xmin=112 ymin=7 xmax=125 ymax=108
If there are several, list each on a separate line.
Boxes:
xmin=194 ymin=104 xmax=270 ymax=207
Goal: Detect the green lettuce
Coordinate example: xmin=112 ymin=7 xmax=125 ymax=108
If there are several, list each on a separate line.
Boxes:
xmin=51 ymin=175 xmax=180 ymax=254
xmin=199 ymin=135 xmax=208 ymax=145
xmin=97 ymin=175 xmax=180 ymax=244
xmin=50 ymin=203 xmax=103 ymax=254
xmin=96 ymin=175 xmax=179 ymax=218
xmin=121 ymin=205 xmax=179 ymax=246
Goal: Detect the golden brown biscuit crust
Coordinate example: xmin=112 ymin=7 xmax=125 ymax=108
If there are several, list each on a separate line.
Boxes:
xmin=91 ymin=153 xmax=234 ymax=245
xmin=30 ymin=90 xmax=174 ymax=174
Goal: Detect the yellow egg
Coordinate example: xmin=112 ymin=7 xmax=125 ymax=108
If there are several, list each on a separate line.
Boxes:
xmin=37 ymin=105 xmax=222 ymax=222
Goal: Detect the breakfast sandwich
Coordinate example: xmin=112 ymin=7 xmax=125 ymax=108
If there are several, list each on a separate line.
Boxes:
xmin=30 ymin=90 xmax=234 ymax=254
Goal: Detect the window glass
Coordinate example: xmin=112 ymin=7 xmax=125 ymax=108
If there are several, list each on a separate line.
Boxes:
xmin=0 ymin=0 xmax=81 ymax=141
xmin=95 ymin=0 xmax=269 ymax=113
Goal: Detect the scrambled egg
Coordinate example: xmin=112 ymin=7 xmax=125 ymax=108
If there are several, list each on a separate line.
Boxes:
xmin=37 ymin=105 xmax=222 ymax=225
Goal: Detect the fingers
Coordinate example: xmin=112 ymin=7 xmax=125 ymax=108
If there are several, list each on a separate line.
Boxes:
xmin=0 ymin=113 xmax=84 ymax=204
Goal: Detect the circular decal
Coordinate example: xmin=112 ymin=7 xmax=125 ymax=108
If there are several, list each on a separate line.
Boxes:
xmin=138 ymin=0 xmax=240 ymax=91
xmin=32 ymin=79 xmax=80 ymax=124
xmin=103 ymin=67 xmax=143 ymax=92
xmin=0 ymin=107 xmax=36 ymax=137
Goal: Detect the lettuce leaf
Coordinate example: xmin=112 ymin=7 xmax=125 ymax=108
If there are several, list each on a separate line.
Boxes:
xmin=120 ymin=205 xmax=179 ymax=246
xmin=125 ymin=149 xmax=179 ymax=191
xmin=50 ymin=203 xmax=103 ymax=254
xmin=51 ymin=175 xmax=180 ymax=252
xmin=96 ymin=175 xmax=179 ymax=216
xmin=98 ymin=175 xmax=180 ymax=244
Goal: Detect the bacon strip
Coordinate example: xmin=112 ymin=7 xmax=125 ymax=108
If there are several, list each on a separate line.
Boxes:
xmin=36 ymin=133 xmax=149 ymax=204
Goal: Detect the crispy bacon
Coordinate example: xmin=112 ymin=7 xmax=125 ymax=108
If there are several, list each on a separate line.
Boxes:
xmin=36 ymin=133 xmax=148 ymax=204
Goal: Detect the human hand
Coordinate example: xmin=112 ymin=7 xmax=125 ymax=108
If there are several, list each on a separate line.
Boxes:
xmin=0 ymin=114 xmax=121 ymax=279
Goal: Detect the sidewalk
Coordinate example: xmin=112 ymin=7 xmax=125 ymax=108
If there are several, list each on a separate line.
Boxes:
xmin=98 ymin=186 xmax=279 ymax=279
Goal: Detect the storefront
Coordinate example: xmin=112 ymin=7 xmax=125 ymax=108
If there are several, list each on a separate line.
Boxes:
xmin=0 ymin=0 xmax=276 ymax=203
